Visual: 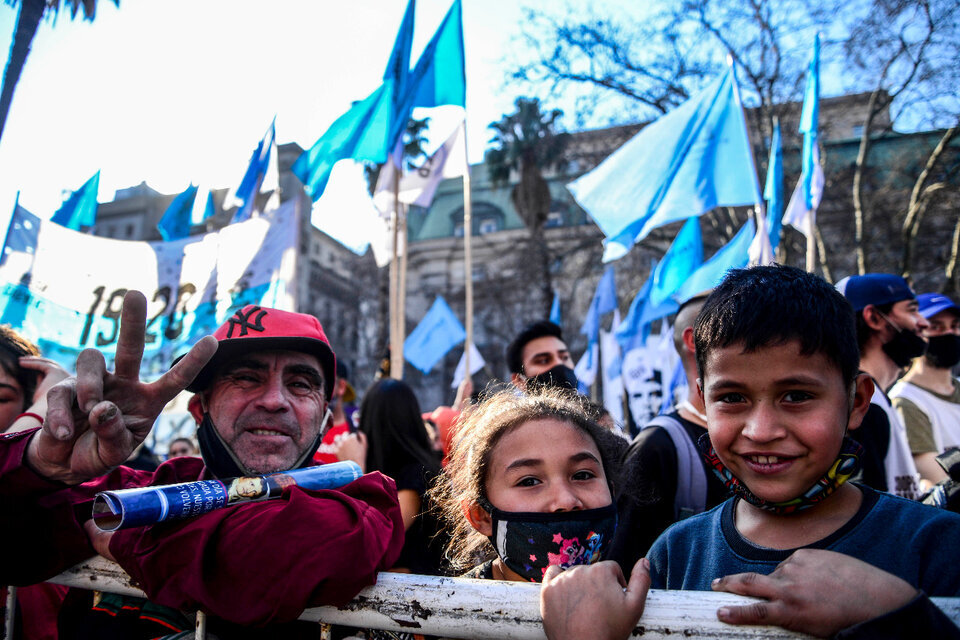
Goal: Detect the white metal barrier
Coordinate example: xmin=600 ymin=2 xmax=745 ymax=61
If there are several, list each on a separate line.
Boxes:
xmin=0 ymin=556 xmax=943 ymax=639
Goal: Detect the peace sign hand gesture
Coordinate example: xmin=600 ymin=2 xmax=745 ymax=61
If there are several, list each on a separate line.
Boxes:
xmin=26 ymin=290 xmax=218 ymax=485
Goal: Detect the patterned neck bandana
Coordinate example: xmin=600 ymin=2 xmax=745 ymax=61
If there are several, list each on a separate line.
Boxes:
xmin=698 ymin=434 xmax=864 ymax=515
xmin=478 ymin=498 xmax=617 ymax=582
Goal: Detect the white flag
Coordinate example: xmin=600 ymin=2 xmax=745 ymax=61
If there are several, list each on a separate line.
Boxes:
xmin=575 ymin=341 xmax=599 ymax=388
xmin=782 ymin=145 xmax=823 ymax=239
xmin=748 ymin=207 xmax=774 ymax=266
xmin=451 ymin=342 xmax=486 ymax=388
xmin=600 ymin=311 xmax=625 ymax=429
xmin=373 ymin=121 xmax=468 ymax=214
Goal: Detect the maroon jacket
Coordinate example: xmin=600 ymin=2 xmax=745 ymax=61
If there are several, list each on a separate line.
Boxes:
xmin=1 ymin=428 xmax=404 ymax=627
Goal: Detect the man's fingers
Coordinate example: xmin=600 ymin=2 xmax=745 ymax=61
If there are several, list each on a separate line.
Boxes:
xmin=75 ymin=349 xmax=107 ymax=414
xmin=114 ymin=290 xmax=147 ymax=380
xmin=543 ymin=565 xmax=563 ymax=583
xmin=88 ymin=401 xmax=135 ymax=468
xmin=717 ymin=600 xmax=785 ymax=627
xmin=45 ymin=378 xmax=80 ymax=440
xmin=711 ymin=571 xmax=779 ymax=600
xmin=154 ymin=335 xmax=218 ymax=401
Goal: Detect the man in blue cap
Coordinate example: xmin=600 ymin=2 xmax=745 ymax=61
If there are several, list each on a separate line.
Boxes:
xmin=836 ymin=273 xmax=928 ymax=499
xmin=891 ymin=293 xmax=960 ymax=487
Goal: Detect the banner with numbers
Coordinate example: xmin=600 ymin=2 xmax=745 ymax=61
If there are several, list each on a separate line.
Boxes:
xmin=0 ymin=199 xmax=299 ymax=378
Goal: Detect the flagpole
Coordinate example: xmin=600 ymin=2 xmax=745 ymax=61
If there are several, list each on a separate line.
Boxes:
xmin=397 ymin=203 xmax=409 ymax=375
xmin=461 ymin=122 xmax=474 ymax=382
xmin=806 ymin=219 xmax=817 ymax=273
xmin=390 ymin=167 xmax=403 ymax=380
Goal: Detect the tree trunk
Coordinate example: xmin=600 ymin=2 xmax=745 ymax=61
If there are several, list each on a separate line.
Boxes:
xmin=901 ymin=124 xmax=958 ymax=278
xmin=512 ymin=160 xmax=554 ymax=316
xmin=944 ymin=212 xmax=960 ymax=298
xmin=851 ymin=88 xmax=889 ymax=275
xmin=0 ymin=0 xmax=46 ymax=144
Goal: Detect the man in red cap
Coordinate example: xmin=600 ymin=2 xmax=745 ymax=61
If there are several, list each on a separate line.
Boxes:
xmin=0 ymin=291 xmax=403 ymax=637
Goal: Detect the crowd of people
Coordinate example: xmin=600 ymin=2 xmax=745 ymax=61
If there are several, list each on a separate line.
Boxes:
xmin=1 ymin=264 xmax=959 ymax=639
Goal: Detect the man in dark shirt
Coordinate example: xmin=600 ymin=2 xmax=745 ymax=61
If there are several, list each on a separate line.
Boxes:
xmin=610 ymin=294 xmax=729 ymax=569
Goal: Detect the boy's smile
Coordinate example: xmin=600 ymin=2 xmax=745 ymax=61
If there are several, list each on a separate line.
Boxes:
xmin=699 ymin=340 xmax=871 ymax=505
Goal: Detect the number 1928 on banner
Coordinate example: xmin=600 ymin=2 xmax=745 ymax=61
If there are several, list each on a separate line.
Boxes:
xmin=0 ymin=200 xmax=298 ymax=378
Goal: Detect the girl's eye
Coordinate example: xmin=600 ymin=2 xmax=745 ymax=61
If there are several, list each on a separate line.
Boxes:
xmin=516 ymin=476 xmax=541 ymax=487
xmin=572 ymin=470 xmax=597 ymax=481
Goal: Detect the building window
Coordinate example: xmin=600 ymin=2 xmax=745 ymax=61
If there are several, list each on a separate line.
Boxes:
xmin=478 ymin=218 xmax=499 ymax=234
xmin=126 ymin=224 xmax=135 ymax=238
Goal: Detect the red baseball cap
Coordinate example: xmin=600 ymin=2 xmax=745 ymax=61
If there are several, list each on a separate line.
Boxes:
xmin=183 ymin=305 xmax=336 ymax=398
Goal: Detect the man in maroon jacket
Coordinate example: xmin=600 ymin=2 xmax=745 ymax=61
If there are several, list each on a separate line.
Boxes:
xmin=1 ymin=291 xmax=403 ymax=637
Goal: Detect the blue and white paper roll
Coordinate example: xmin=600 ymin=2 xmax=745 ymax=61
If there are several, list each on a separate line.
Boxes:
xmin=92 ymin=461 xmax=363 ymax=531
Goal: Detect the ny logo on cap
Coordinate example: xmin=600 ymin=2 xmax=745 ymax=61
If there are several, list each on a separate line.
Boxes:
xmin=227 ymin=306 xmax=267 ymax=337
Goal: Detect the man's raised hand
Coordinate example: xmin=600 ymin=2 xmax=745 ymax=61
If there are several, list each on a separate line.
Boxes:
xmin=27 ymin=290 xmax=218 ymax=484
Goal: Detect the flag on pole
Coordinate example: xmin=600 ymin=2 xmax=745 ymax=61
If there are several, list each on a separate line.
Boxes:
xmin=764 ymin=120 xmax=783 ymax=251
xmin=784 ymin=35 xmax=824 ymax=240
xmin=675 ymin=219 xmax=756 ymax=302
xmin=374 ymin=120 xmax=468 ymax=214
xmin=568 ymin=64 xmax=762 ymax=262
xmin=383 ymin=0 xmax=416 ymax=101
xmin=293 ymin=0 xmax=466 ymax=204
xmin=292 ymin=84 xmax=394 ymax=201
xmin=580 ymin=266 xmax=618 ymax=342
xmin=157 ymin=184 xmax=215 ymax=242
xmin=748 ymin=209 xmax=774 ymax=266
xmin=451 ymin=342 xmax=485 ymax=388
xmin=228 ymin=118 xmax=279 ymax=224
xmin=574 ymin=341 xmax=598 ymax=389
xmin=50 ymin=171 xmax=100 ymax=230
xmin=404 ymin=296 xmax=466 ymax=374
xmin=549 ymin=291 xmax=562 ymax=326
xmin=800 ymin=33 xmax=820 ymax=211
xmin=648 ymin=217 xmax=703 ymax=307
xmin=600 ymin=310 xmax=625 ymax=429
xmin=782 ymin=143 xmax=824 ymax=239
xmin=616 ymin=265 xmax=655 ymax=353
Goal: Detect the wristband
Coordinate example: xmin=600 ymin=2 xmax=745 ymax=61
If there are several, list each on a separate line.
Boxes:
xmin=16 ymin=412 xmax=43 ymax=425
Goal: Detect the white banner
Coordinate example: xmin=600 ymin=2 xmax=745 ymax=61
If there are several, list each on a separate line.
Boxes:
xmin=0 ymin=199 xmax=299 ymax=378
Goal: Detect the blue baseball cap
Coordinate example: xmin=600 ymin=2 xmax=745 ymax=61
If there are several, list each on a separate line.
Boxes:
xmin=835 ymin=274 xmax=916 ymax=311
xmin=917 ymin=293 xmax=960 ymax=319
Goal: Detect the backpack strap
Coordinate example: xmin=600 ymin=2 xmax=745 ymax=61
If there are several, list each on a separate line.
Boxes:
xmin=644 ymin=415 xmax=708 ymax=520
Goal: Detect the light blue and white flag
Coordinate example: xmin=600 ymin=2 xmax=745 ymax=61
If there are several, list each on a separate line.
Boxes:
xmin=600 ymin=310 xmax=625 ymax=429
xmin=800 ymin=33 xmax=820 ymax=211
xmin=675 ymin=219 xmax=756 ymax=303
xmin=0 ymin=200 xmax=300 ymax=377
xmin=616 ymin=265 xmax=655 ymax=353
xmin=228 ymin=118 xmax=280 ymax=224
xmin=568 ymin=64 xmax=762 ymax=262
xmin=404 ymin=296 xmax=466 ymax=374
xmin=50 ymin=171 xmax=100 ymax=231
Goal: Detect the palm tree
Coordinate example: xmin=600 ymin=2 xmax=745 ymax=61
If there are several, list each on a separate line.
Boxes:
xmin=0 ymin=0 xmax=119 ymax=145
xmin=486 ymin=97 xmax=570 ymax=316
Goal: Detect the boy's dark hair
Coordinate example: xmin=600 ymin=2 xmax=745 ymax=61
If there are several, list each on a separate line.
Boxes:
xmin=694 ymin=265 xmax=860 ymax=385
xmin=505 ymin=320 xmax=564 ymax=374
xmin=0 ymin=325 xmax=40 ymax=410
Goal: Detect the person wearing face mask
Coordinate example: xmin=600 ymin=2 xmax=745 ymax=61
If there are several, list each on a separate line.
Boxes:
xmin=890 ymin=293 xmax=960 ymax=488
xmin=430 ymin=387 xmax=628 ymax=582
xmin=837 ymin=273 xmax=927 ymax=499
xmin=506 ymin=321 xmax=579 ymax=393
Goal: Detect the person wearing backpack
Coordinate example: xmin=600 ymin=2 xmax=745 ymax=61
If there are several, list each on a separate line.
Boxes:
xmin=609 ymin=294 xmax=730 ymax=570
